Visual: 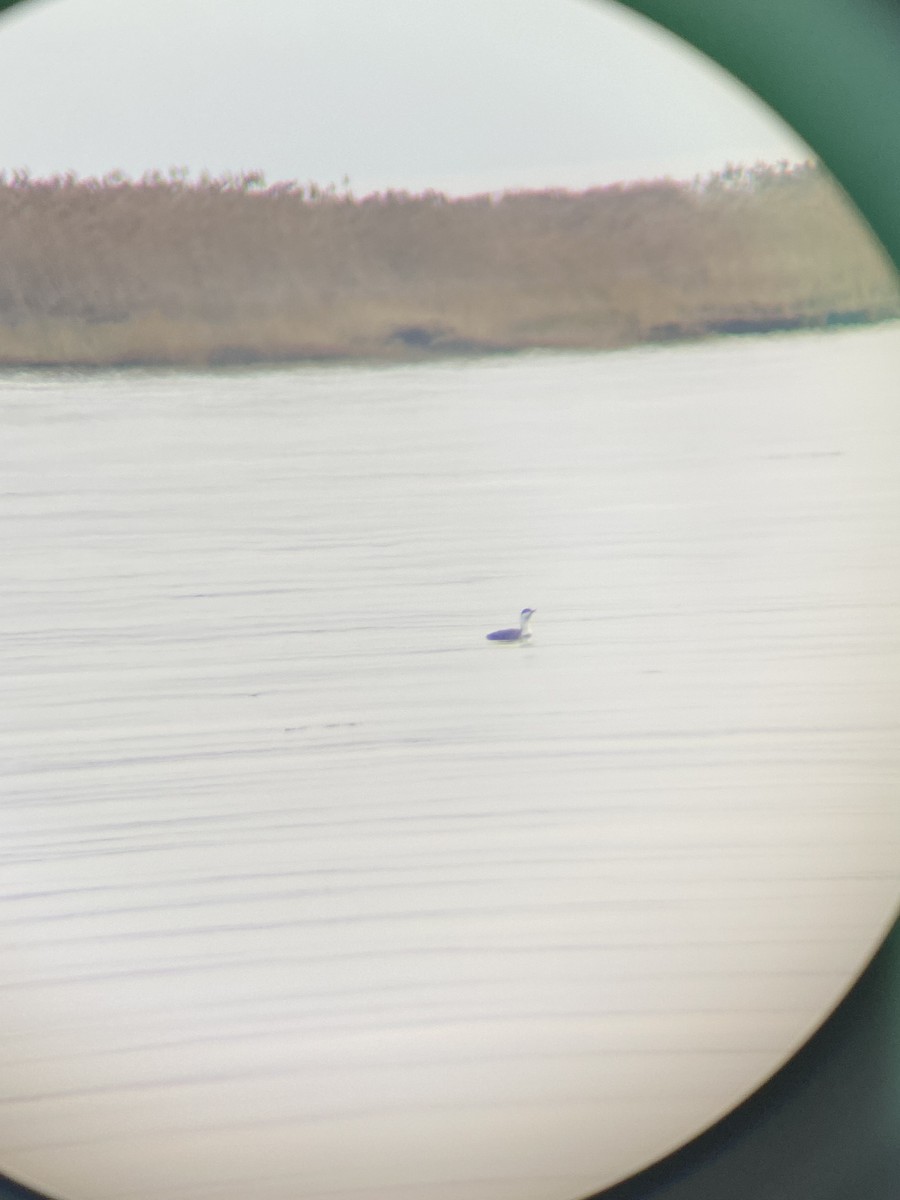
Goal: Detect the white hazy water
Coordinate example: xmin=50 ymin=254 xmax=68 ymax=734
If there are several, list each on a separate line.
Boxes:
xmin=2 ymin=325 xmax=899 ymax=1200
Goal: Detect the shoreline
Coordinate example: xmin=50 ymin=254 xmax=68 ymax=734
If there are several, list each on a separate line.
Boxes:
xmin=0 ymin=307 xmax=894 ymax=371
xmin=1 ymin=164 xmax=897 ymax=370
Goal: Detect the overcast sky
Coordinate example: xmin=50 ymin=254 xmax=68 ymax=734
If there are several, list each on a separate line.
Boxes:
xmin=0 ymin=0 xmax=811 ymax=194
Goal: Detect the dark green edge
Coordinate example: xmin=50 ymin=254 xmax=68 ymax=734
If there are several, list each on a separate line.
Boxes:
xmin=0 ymin=0 xmax=895 ymax=1197
xmin=588 ymin=3 xmax=900 ymax=1197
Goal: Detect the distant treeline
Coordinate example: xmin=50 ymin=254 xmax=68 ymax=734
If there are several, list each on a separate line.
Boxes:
xmin=0 ymin=162 xmax=897 ymax=366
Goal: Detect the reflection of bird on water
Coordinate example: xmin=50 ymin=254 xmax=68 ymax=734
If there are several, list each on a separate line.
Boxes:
xmin=486 ymin=608 xmax=536 ymax=643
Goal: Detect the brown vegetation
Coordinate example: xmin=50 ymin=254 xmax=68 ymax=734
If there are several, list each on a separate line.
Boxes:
xmin=0 ymin=162 xmax=896 ymax=366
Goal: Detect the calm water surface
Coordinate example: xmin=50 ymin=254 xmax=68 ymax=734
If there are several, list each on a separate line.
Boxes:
xmin=2 ymin=325 xmax=900 ymax=1200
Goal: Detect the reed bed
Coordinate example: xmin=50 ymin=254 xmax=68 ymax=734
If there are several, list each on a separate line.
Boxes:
xmin=0 ymin=163 xmax=896 ymax=366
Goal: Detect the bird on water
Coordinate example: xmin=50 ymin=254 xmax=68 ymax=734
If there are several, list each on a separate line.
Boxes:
xmin=486 ymin=608 xmax=536 ymax=643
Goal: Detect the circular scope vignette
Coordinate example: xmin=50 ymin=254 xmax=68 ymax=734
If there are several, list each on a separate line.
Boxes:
xmin=0 ymin=3 xmax=898 ymax=1200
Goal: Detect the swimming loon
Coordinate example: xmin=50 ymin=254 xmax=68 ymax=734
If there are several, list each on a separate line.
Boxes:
xmin=486 ymin=608 xmax=536 ymax=643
